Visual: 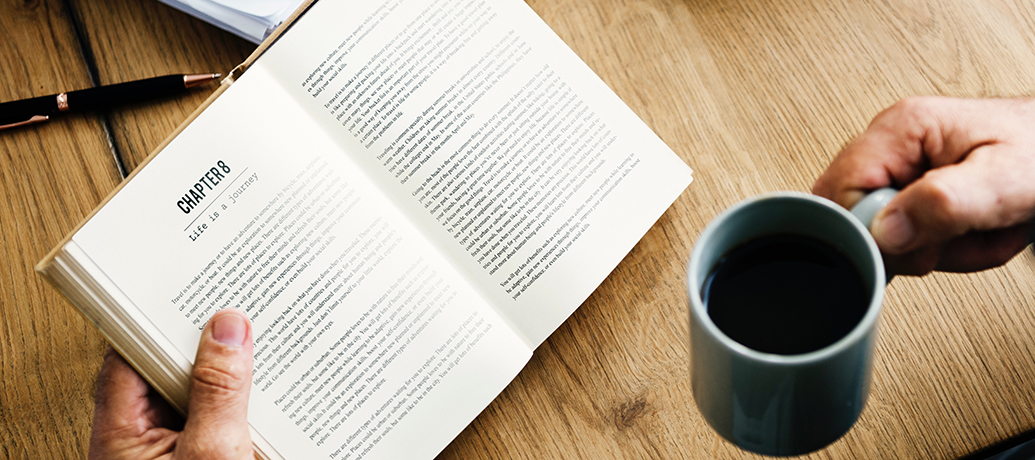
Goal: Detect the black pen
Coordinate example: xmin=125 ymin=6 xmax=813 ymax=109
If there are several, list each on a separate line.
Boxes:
xmin=0 ymin=73 xmax=222 ymax=130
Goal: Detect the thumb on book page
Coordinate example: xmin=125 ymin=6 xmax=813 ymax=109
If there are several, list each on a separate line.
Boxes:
xmin=178 ymin=308 xmax=254 ymax=459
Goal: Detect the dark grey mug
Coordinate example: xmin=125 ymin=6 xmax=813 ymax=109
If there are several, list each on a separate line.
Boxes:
xmin=687 ymin=189 xmax=896 ymax=456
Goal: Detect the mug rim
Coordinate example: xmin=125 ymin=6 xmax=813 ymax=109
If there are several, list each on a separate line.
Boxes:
xmin=687 ymin=191 xmax=886 ymax=365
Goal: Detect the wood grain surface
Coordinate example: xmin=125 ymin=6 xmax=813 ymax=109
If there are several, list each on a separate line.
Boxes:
xmin=2 ymin=0 xmax=1034 ymax=459
xmin=0 ymin=1 xmax=119 ymax=459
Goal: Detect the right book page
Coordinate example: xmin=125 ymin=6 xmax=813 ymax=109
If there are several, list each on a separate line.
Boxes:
xmin=258 ymin=0 xmax=694 ymax=347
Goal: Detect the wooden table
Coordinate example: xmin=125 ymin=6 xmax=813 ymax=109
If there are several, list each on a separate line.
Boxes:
xmin=3 ymin=0 xmax=1034 ymax=458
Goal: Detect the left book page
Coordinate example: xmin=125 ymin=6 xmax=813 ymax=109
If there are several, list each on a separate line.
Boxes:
xmin=48 ymin=66 xmax=531 ymax=459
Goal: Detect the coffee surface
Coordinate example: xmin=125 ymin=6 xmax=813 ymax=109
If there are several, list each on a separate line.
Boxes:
xmin=703 ymin=233 xmax=869 ymax=355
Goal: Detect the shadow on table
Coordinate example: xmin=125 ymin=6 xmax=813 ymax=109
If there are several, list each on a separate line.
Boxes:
xmin=959 ymin=430 xmax=1035 ymax=460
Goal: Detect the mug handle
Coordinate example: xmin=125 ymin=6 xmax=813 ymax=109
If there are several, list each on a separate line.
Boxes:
xmin=849 ymin=188 xmax=898 ymax=230
xmin=849 ymin=188 xmax=898 ymax=282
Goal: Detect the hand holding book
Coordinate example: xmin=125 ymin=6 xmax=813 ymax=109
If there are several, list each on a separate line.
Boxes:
xmin=88 ymin=309 xmax=254 ymax=460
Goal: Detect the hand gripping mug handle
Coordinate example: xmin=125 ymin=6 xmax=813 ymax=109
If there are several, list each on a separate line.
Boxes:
xmin=849 ymin=188 xmax=898 ymax=282
xmin=850 ymin=187 xmax=1035 ymax=270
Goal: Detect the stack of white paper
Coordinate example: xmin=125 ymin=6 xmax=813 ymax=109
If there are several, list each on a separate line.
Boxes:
xmin=157 ymin=0 xmax=306 ymax=43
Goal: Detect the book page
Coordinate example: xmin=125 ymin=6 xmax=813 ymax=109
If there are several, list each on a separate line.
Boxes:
xmin=257 ymin=0 xmax=693 ymax=346
xmin=73 ymin=67 xmax=529 ymax=459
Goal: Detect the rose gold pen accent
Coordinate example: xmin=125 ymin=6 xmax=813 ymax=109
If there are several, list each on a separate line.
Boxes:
xmin=56 ymin=93 xmax=70 ymax=112
xmin=0 ymin=115 xmax=49 ymax=130
xmin=183 ymin=73 xmax=222 ymax=89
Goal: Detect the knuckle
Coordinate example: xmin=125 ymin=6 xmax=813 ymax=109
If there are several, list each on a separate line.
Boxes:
xmin=873 ymin=96 xmax=943 ymax=144
xmin=915 ymin=172 xmax=965 ymax=230
xmin=890 ymin=95 xmax=938 ymax=117
xmin=191 ymin=362 xmax=247 ymax=395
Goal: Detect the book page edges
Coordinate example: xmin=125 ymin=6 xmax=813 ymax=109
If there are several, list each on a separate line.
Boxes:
xmin=37 ymin=242 xmax=283 ymax=460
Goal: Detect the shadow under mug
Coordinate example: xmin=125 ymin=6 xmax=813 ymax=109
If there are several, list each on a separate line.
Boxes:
xmin=687 ymin=189 xmax=896 ymax=456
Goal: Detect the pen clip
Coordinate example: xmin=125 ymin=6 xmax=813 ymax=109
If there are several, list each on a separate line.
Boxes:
xmin=0 ymin=115 xmax=49 ymax=130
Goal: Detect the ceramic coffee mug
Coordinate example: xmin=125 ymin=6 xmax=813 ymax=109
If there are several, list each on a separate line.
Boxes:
xmin=687 ymin=189 xmax=896 ymax=456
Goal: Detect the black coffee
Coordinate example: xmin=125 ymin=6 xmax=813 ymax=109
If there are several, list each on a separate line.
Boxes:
xmin=702 ymin=233 xmax=869 ymax=355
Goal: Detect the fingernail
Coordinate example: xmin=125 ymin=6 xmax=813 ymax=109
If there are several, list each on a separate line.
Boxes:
xmin=212 ymin=313 xmax=247 ymax=346
xmin=874 ymin=209 xmax=915 ymax=251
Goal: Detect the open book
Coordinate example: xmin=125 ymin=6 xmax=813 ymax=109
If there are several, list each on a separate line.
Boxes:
xmin=37 ymin=0 xmax=693 ymax=458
